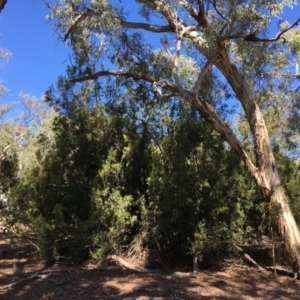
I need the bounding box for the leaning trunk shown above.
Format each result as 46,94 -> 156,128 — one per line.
214,49 -> 300,273
271,188 -> 300,274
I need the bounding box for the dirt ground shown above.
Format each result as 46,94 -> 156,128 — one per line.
1,232 -> 300,300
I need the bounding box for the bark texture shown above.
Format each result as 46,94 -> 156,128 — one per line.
215,50 -> 300,274
216,48 -> 300,273
274,188 -> 300,274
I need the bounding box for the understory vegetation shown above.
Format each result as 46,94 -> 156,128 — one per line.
1,89 -> 300,269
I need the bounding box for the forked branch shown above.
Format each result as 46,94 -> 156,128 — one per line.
180,0 -> 208,28
70,69 -> 179,94
220,17 -> 300,43
193,49 -> 221,96
63,8 -> 174,42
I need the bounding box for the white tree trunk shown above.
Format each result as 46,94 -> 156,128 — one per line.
215,49 -> 300,274
273,188 -> 300,274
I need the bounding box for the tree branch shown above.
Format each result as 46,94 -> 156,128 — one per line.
192,49 -> 220,96
219,17 -> 300,43
69,66 -> 258,189
160,22 -> 194,95
161,31 -> 186,94
173,36 -> 184,92
211,0 -> 229,24
0,264 -> 71,290
69,70 -> 180,93
108,255 -> 159,273
153,81 -> 177,100
69,62 -> 257,179
63,8 -> 174,42
210,0 -> 236,35
273,17 -> 300,42
64,9 -> 102,42
180,0 -> 208,28
188,93 -> 259,180
121,20 -> 174,33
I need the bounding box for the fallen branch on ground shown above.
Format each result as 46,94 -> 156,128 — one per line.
0,272 -> 39,290
265,266 -> 295,278
80,263 -> 119,271
0,263 -> 71,290
42,268 -> 71,274
36,273 -> 69,286
172,271 -> 197,278
108,255 -> 159,273
108,255 -> 196,278
234,245 -> 270,275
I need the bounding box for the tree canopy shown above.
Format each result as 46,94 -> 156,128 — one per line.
45,0 -> 300,167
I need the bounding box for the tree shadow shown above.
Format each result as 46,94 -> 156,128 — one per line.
0,264 -> 300,300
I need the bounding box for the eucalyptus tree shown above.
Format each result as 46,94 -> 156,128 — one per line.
47,0 -> 300,273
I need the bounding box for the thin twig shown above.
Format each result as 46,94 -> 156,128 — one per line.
0,273 -> 39,290
42,0 -> 51,10
211,0 -> 229,24
28,240 -> 40,252
161,24 -> 192,94
220,17 -> 300,43
80,265 -> 119,271
0,264 -> 71,290
193,49 -> 220,96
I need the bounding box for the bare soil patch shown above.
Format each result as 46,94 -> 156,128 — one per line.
1,232 -> 300,300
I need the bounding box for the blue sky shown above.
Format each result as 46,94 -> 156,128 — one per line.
0,1 -> 299,113
0,1 -> 69,105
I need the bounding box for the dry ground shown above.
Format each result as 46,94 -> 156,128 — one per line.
1,232 -> 300,300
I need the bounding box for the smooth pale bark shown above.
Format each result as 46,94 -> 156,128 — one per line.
0,144 -> 10,163
274,189 -> 300,273
215,49 -> 300,274
181,18 -> 300,273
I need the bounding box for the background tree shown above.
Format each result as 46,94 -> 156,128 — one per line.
9,77 -> 153,264
0,44 -> 60,200
0,47 -> 17,205
0,47 -> 12,164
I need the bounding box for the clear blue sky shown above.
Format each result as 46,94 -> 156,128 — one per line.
0,1 -> 299,112
0,0 -> 69,106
